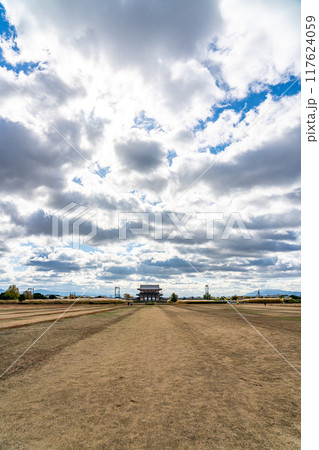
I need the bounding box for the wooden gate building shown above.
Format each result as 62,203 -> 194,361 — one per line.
137,285 -> 163,302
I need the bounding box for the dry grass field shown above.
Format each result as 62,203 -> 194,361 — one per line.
0,303 -> 300,449
0,304 -> 129,330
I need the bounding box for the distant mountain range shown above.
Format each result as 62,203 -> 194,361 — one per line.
244,289 -> 301,297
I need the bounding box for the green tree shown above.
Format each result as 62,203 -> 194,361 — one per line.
231,295 -> 238,301
5,285 -> 20,300
170,292 -> 178,302
203,293 -> 212,300
23,290 -> 33,300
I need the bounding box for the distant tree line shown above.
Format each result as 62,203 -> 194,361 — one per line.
0,285 -> 20,300
0,285 -> 57,301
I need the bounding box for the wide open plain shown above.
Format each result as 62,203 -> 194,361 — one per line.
0,303 -> 300,449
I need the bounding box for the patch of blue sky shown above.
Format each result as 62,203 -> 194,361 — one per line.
208,40 -> 219,52
133,110 -> 162,132
0,3 -> 40,74
0,3 -> 17,42
208,143 -> 230,155
0,55 -> 41,74
95,165 -> 110,178
129,190 -> 146,202
270,76 -> 300,98
74,243 -> 101,253
193,76 -> 301,133
167,149 -> 177,166
72,177 -> 83,186
198,143 -> 230,155
126,242 -> 144,253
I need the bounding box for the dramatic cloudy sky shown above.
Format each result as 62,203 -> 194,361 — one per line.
0,0 -> 300,296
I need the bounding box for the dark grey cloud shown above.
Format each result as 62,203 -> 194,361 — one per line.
84,112 -> 110,144
23,249 -> 97,273
108,266 -> 136,276
0,119 -> 83,195
249,257 -> 278,267
26,259 -> 81,272
23,0 -> 222,67
177,126 -> 300,197
211,127 -> 301,194
141,256 -> 249,274
48,191 -> 119,212
0,202 -> 55,238
245,210 -> 300,230
90,227 -> 120,245
210,237 -> 300,256
135,254 -> 300,280
115,139 -> 166,171
27,71 -> 86,106
285,187 -> 301,204
258,230 -> 299,241
0,240 -> 9,254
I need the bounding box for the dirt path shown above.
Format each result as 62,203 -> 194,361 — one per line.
0,305 -> 300,449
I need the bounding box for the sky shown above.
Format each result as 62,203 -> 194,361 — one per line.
0,0 -> 301,297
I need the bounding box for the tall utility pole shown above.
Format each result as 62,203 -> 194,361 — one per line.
204,284 -> 210,299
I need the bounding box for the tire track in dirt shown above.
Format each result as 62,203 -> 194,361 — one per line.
161,306 -> 300,449
0,306 -> 141,380
179,305 -> 301,334
0,305 -> 133,330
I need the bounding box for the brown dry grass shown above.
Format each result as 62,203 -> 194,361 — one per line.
0,304 -> 300,449
0,304 -> 130,330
